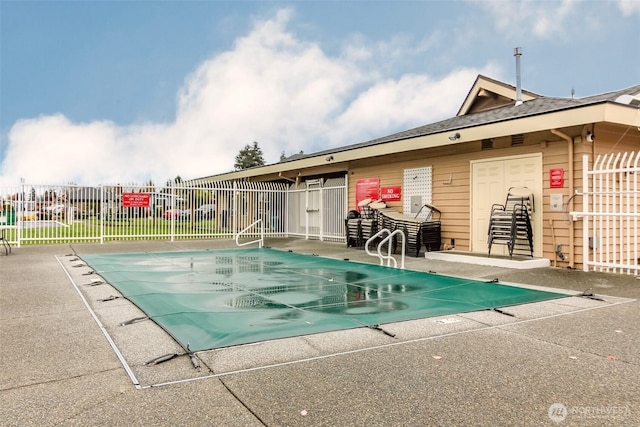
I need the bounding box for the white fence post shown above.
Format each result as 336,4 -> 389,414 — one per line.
17,178 -> 24,248
232,180 -> 237,240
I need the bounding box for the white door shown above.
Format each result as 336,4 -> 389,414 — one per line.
471,155 -> 542,256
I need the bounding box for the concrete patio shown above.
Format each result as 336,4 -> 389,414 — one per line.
1,238 -> 638,426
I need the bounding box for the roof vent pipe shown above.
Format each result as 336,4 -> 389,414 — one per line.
514,47 -> 523,106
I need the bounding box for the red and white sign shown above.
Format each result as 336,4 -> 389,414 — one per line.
550,168 -> 564,188
380,185 -> 402,201
355,178 -> 380,210
122,193 -> 151,207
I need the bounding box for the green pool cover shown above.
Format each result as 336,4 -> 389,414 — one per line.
82,248 -> 567,351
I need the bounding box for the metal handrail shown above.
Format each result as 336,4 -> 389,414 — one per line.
365,228 -> 405,269
235,219 -> 264,248
365,229 -> 389,264
379,229 -> 405,269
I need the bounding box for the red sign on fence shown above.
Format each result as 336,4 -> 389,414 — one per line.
122,193 -> 151,207
380,185 -> 402,201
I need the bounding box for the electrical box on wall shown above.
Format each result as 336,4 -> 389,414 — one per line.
550,194 -> 563,212
410,195 -> 422,213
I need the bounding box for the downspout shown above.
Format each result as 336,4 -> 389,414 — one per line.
550,129 -> 575,268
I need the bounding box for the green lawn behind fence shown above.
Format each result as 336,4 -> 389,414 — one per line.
3,217 -> 224,244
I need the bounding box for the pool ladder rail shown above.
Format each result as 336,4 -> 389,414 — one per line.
365,228 -> 405,269
235,219 -> 264,248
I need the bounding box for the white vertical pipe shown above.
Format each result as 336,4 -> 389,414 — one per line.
514,47 -> 523,106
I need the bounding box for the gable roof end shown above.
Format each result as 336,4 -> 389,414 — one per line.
457,75 -> 539,116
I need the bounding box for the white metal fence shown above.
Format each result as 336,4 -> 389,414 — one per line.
572,152 -> 639,275
0,178 -> 348,247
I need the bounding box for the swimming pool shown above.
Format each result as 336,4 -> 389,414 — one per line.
81,248 -> 567,352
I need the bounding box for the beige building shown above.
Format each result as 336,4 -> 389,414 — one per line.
199,75 -> 640,272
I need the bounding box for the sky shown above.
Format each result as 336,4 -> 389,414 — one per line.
1,0 -> 639,187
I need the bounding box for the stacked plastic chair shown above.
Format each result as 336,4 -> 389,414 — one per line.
346,200 -> 441,257
345,198 -> 379,248
487,187 -> 534,258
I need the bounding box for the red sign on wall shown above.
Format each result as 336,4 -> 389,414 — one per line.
380,185 -> 402,201
355,178 -> 380,210
550,168 -> 564,188
122,193 -> 151,207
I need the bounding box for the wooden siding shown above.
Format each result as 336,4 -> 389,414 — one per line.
349,140 -> 548,252
594,123 -> 640,155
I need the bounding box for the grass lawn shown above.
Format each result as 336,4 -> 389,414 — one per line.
4,217 -> 224,244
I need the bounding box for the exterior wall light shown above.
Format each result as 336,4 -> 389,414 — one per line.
448,132 -> 461,141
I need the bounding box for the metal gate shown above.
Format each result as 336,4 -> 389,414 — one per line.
286,176 -> 347,242
571,152 -> 639,275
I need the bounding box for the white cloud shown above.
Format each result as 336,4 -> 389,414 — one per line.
0,8 -> 484,187
330,67 -> 498,144
617,0 -> 640,15
481,0 -> 579,39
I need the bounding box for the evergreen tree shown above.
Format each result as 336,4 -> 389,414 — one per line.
234,141 -> 265,170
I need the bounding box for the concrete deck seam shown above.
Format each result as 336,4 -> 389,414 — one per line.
0,367 -> 125,393
216,376 -> 269,426
493,326 -> 640,366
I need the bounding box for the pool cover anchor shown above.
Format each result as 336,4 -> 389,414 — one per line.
120,316 -> 149,326
576,290 -> 604,301
187,344 -> 201,370
491,307 -> 515,317
143,345 -> 201,370
144,353 -> 180,366
368,324 -> 397,338
84,280 -> 104,287
98,295 -> 122,302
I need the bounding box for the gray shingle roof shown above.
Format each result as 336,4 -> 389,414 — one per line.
278,83 -> 640,163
